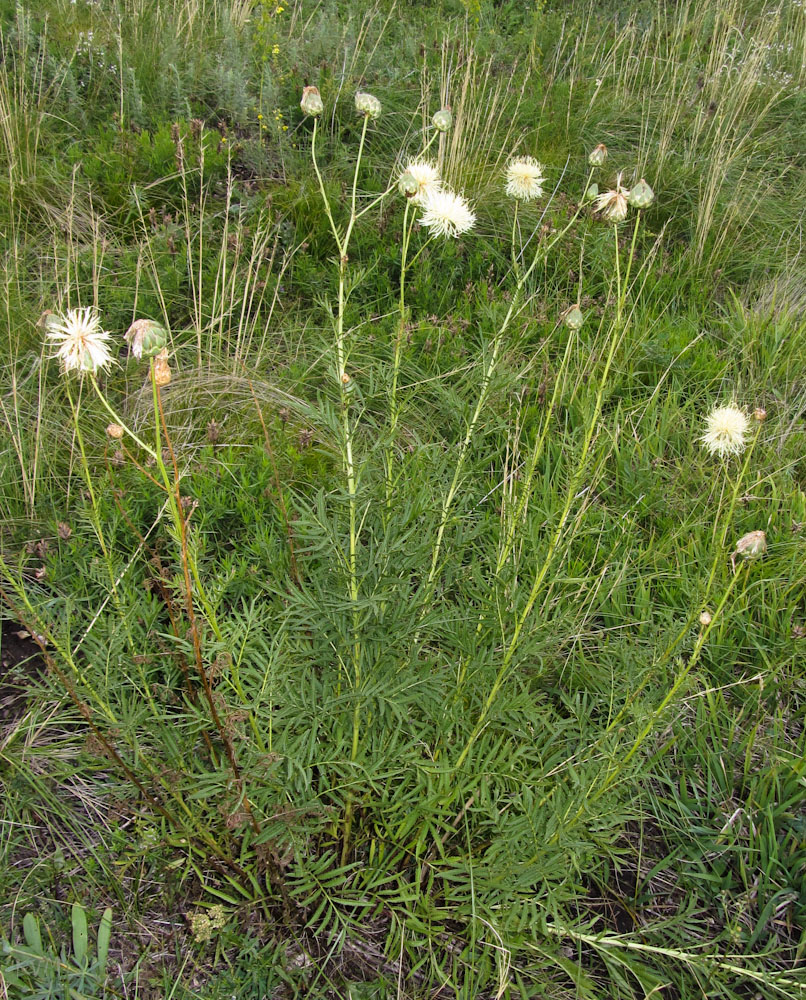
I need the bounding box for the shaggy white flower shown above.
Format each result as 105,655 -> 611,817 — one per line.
45,307 -> 113,375
700,404 -> 749,457
418,188 -> 476,238
403,159 -> 441,206
505,156 -> 545,201
594,172 -> 629,223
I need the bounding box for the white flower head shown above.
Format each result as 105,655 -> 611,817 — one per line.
505,156 -> 545,201
44,306 -> 113,375
402,159 -> 441,206
700,404 -> 749,458
594,172 -> 630,223
418,188 -> 476,239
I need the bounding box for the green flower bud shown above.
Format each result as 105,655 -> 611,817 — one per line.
300,86 -> 324,117
588,143 -> 608,167
627,178 -> 655,209
355,91 -> 381,120
432,108 -> 452,132
562,305 -> 584,331
398,172 -> 419,198
125,319 -> 168,360
584,182 -> 599,203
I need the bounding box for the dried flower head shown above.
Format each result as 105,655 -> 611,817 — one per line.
594,173 -> 629,223
125,319 -> 168,360
700,404 -> 749,458
698,610 -> 712,627
152,348 -> 171,387
106,423 -> 124,439
752,407 -> 767,422
300,86 -> 323,117
505,156 -> 545,202
401,159 -> 441,205
731,530 -> 767,572
588,144 -> 608,167
419,188 -> 476,239
355,91 -> 381,120
44,307 -> 113,375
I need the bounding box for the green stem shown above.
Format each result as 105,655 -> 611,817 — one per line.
453,214 -> 641,773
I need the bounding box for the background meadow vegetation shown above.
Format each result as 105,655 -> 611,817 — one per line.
0,0 -> 805,996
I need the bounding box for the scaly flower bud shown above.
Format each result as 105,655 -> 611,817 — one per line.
125,319 -> 168,360
398,172 -> 419,198
588,144 -> 608,167
432,108 -> 452,132
561,305 -> 584,331
355,91 -> 381,120
106,423 -> 124,439
627,178 -> 655,209
300,86 -> 324,117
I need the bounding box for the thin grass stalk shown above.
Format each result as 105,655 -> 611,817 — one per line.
453,215 -> 643,774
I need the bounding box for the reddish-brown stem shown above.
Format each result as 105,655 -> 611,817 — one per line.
154,384 -> 260,836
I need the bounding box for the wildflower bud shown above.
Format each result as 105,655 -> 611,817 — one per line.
153,349 -> 171,387
355,91 -> 381,120
341,371 -> 352,386
300,86 -> 323,117
733,530 -> 767,561
584,183 -> 599,203
699,610 -> 712,627
562,305 -> 584,331
106,423 -> 124,439
37,310 -> 61,333
125,319 -> 168,360
432,108 -> 452,132
752,407 -> 767,422
398,171 -> 419,198
588,144 -> 608,167
627,179 -> 655,209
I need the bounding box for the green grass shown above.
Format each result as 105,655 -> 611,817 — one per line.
1,0 -> 805,997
